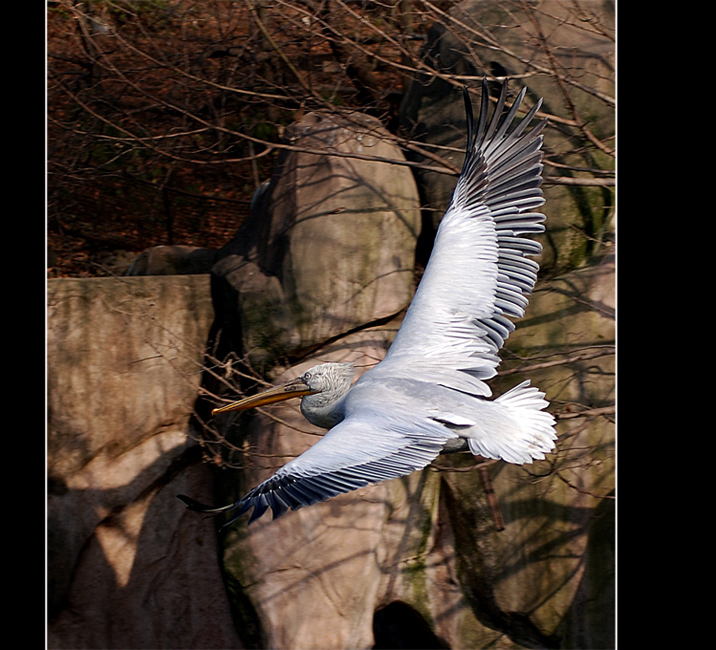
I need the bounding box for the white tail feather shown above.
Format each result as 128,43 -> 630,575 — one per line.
467,380 -> 557,464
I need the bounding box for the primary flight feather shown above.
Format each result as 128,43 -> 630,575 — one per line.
178,79 -> 556,527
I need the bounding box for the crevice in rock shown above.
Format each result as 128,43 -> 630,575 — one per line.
372,600 -> 450,650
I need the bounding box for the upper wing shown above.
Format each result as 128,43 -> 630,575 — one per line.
180,390 -> 454,526
373,79 -> 547,397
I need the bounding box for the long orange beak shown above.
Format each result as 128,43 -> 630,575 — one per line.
211,377 -> 317,416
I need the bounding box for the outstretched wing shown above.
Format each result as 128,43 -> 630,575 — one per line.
179,395 -> 453,527
373,79 -> 547,397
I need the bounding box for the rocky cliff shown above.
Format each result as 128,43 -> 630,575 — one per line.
47,3 -> 614,645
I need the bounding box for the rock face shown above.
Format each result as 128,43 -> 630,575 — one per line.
46,9 -> 614,644
45,261 -> 614,649
47,276 -> 242,649
400,0 -> 615,272
126,245 -> 219,276
209,110 -> 422,372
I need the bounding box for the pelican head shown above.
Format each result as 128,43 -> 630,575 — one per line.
212,362 -> 355,429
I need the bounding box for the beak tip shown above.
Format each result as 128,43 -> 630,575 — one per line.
211,404 -> 232,416
211,380 -> 313,416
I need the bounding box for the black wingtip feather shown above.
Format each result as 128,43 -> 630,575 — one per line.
482,80 -> 508,146
462,85 -> 474,171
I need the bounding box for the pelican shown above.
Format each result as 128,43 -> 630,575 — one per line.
178,79 -> 556,527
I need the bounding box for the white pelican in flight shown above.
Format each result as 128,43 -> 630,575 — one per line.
179,79 -> 556,527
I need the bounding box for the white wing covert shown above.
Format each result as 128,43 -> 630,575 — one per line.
374,79 -> 547,397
